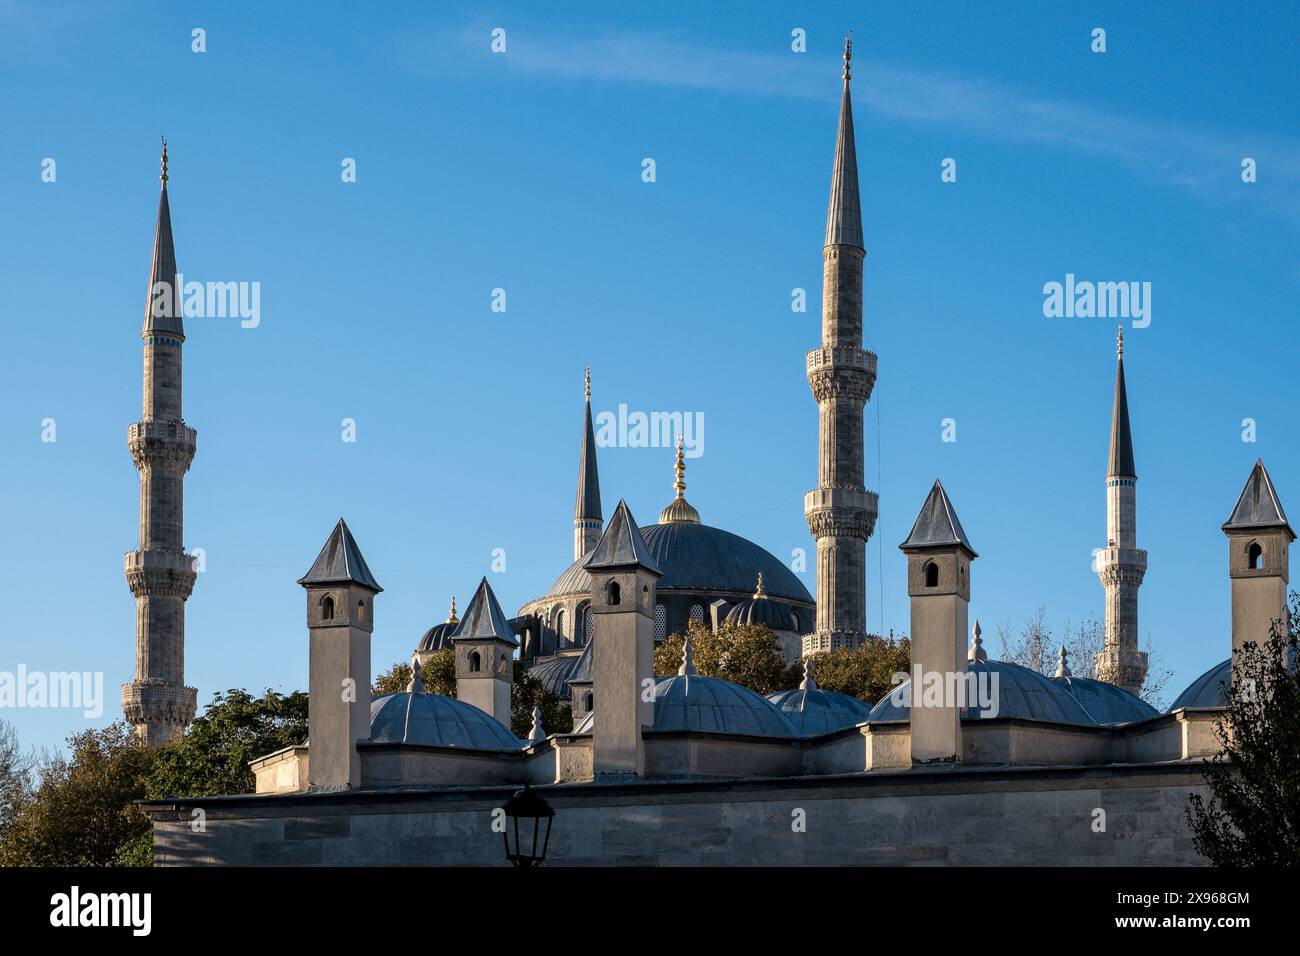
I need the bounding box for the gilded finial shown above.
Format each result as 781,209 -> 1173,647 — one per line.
448,596 -> 458,624
673,434 -> 687,500
659,435 -> 701,524
843,31 -> 853,82
1116,324 -> 1124,359
753,572 -> 766,599
584,365 -> 591,401
160,136 -> 169,185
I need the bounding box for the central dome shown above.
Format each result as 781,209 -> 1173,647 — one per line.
541,521 -> 814,604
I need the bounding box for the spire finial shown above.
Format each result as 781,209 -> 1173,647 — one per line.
843,31 -> 853,83
753,572 -> 766,599
968,620 -> 987,662
447,596 -> 459,624
1055,644 -> 1072,678
673,434 -> 687,500
584,365 -> 591,401
528,705 -> 546,743
1117,324 -> 1124,359
678,632 -> 697,676
407,654 -> 426,693
160,136 -> 169,185
800,656 -> 818,691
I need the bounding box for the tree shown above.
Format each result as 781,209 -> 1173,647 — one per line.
1187,596 -> 1300,866
0,719 -> 32,843
373,650 -> 456,697
654,621 -> 803,694
805,634 -> 912,706
998,607 -> 1173,708
0,722 -> 156,868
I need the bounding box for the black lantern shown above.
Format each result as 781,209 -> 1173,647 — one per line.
502,784 -> 554,868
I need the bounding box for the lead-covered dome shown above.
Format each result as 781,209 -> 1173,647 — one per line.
1053,675 -> 1158,724
1169,658 -> 1230,711
417,597 -> 461,654
541,522 -> 813,604
368,692 -> 520,750
767,657 -> 873,735
867,659 -> 1096,725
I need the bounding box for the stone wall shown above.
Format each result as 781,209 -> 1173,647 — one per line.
145,762 -> 1210,866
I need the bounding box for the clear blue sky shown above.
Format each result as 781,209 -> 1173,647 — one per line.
2,1 -> 1297,754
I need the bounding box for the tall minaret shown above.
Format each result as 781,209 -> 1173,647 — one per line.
803,35 -> 878,656
574,365 -> 603,560
1095,327 -> 1148,695
122,139 -> 199,745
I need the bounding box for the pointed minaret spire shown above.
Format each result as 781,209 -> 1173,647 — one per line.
805,36 -> 876,656
123,141 -> 199,745
1096,329 -> 1147,696
573,366 -> 603,560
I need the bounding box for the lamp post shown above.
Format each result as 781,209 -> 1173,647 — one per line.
502,784 -> 554,867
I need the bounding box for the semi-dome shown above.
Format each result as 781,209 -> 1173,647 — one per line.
724,573 -> 799,631
541,521 -> 813,604
767,659 -> 872,736
368,691 -> 521,750
1169,658 -> 1230,711
868,659 -> 1096,726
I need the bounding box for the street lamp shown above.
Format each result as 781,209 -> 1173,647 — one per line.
502,784 -> 554,868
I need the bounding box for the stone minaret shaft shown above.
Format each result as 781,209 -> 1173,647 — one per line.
122,140 -> 198,745
574,366 -> 603,560
1095,328 -> 1147,695
803,37 -> 878,655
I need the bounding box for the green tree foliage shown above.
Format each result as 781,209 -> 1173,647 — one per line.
373,650 -> 456,697
1187,596 -> 1300,866
654,621 -> 802,694
804,634 -> 912,706
0,719 -> 32,843
512,661 -> 573,737
0,722 -> 155,867
144,689 -> 308,800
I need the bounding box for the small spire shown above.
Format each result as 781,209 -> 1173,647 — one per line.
659,437 -> 701,524
674,435 -> 687,499
584,365 -> 591,401
407,654 -> 426,693
528,705 -> 546,743
968,620 -> 987,662
679,632 -> 698,676
447,596 -> 458,624
753,571 -> 766,600
800,656 -> 818,691
160,136 -> 169,185
1055,644 -> 1072,678
1116,324 -> 1124,360
843,31 -> 853,83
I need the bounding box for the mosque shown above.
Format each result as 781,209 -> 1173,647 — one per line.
132,40 -> 1292,866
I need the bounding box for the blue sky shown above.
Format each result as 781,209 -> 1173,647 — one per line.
2,1 -> 1297,753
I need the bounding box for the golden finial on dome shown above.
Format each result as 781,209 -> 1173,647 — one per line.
1116,324 -> 1124,359
753,572 -> 766,600
160,136 -> 169,184
447,596 -> 459,624
584,365 -> 591,401
659,436 -> 701,524
673,434 -> 687,500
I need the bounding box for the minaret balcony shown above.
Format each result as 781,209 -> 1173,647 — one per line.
804,488 -> 879,539
807,347 -> 877,403
128,420 -> 197,469
125,549 -> 198,598
806,345 -> 877,377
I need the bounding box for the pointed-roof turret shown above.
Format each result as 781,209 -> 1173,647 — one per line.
824,34 -> 864,251
585,499 -> 662,574
143,137 -> 185,339
452,577 -> 519,646
900,480 -> 977,556
297,518 -> 383,592
1108,327 -> 1136,478
1223,459 -> 1295,538
575,366 -> 602,523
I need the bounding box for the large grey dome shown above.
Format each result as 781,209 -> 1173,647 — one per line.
1053,675 -> 1158,725
571,672 -> 798,738
368,692 -> 520,750
867,659 -> 1095,725
767,687 -> 873,736
1169,658 -> 1230,711
542,522 -> 814,604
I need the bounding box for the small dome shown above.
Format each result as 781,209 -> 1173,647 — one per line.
417,621 -> 458,654
527,652 -> 583,700
767,687 -> 872,735
725,596 -> 797,632
868,659 -> 1095,725
1169,658 -> 1230,711
368,692 -> 520,750
569,671 -> 797,739
1053,675 -> 1158,725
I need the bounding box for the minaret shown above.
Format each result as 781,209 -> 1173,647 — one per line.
122,139 -> 199,745
1095,327 -> 1148,696
803,35 -> 878,655
574,366 -> 603,560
